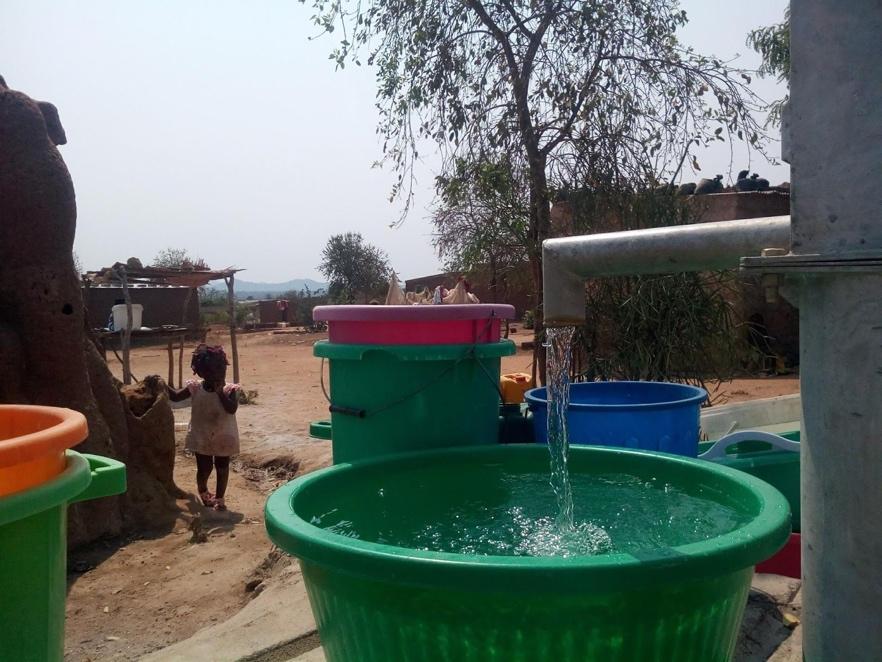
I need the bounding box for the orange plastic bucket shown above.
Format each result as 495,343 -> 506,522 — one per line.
0,405 -> 88,497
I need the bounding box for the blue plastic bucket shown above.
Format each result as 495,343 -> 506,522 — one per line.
525,381 -> 707,456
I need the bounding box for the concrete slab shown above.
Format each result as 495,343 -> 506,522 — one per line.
142,564 -> 317,662
751,573 -> 802,605
734,575 -> 802,661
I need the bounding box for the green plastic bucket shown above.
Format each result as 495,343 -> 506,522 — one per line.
266,445 -> 790,661
700,430 -> 801,532
0,451 -> 127,662
315,341 -> 515,463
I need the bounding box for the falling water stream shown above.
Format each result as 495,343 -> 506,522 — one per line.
544,326 -> 578,529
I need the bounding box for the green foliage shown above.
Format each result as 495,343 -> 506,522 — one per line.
570,190 -> 745,389
72,251 -> 83,276
280,286 -> 331,327
522,309 -> 535,330
318,233 -> 390,304
747,7 -> 790,127
305,0 -> 767,217
199,289 -> 228,307
432,156 -> 530,281
200,301 -> 252,327
151,248 -> 210,270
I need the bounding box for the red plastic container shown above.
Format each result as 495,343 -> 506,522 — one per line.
756,533 -> 800,578
313,304 -> 516,345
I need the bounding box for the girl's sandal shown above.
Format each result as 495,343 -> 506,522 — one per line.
213,498 -> 227,512
199,491 -> 216,507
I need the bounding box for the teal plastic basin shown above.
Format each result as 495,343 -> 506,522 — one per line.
266,445 -> 790,662
315,341 -> 515,463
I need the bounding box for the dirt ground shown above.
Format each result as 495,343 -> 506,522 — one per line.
65,327 -> 799,660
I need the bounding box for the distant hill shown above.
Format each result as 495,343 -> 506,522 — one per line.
208,278 -> 328,297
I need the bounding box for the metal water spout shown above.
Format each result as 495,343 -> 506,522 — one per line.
541,1 -> 882,655
542,215 -> 791,326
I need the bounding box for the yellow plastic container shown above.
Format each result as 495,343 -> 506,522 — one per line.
501,372 -> 533,404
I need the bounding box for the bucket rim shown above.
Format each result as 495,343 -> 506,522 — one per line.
0,451 -> 91,527
313,339 -> 516,361
0,405 -> 88,469
525,381 -> 708,412
314,304 -> 516,322
265,445 -> 790,594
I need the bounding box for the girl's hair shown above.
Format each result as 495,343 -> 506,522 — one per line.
191,344 -> 228,376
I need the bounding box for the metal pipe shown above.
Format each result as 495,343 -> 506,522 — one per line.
542,215 -> 791,325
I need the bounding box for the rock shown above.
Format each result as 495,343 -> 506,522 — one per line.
0,78 -> 180,548
189,514 -> 208,544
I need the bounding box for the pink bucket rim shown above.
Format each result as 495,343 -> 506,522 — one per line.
313,304 -> 516,322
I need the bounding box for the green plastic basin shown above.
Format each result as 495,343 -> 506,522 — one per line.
315,341 -> 515,463
266,445 -> 790,662
0,451 -> 127,662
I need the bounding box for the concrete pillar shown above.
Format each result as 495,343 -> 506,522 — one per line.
788,1 -> 882,253
798,274 -> 882,659
789,1 -> 882,658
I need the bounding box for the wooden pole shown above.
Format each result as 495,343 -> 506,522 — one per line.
117,266 -> 133,385
182,287 -> 194,327
176,287 -> 196,389
167,338 -> 174,388
226,274 -> 240,383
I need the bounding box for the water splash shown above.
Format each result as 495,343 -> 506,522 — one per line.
317,472 -> 746,558
545,326 -> 576,530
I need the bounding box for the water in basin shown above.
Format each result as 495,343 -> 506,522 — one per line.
313,467 -> 749,558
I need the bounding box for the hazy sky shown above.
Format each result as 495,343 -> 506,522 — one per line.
2,1 -> 789,282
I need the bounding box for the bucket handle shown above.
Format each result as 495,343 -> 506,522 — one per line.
71,454 -> 127,504
700,430 -> 800,460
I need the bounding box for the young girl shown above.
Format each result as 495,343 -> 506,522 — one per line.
168,344 -> 240,511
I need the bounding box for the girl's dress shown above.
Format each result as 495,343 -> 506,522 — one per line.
184,379 -> 240,457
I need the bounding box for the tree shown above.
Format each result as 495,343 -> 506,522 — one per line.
432,156 -> 530,300
282,285 -> 331,328
151,247 -> 210,270
318,232 -> 390,303
747,7 -> 790,127
306,0 -> 767,379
